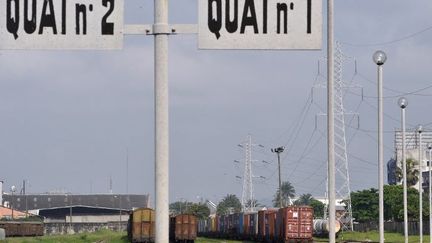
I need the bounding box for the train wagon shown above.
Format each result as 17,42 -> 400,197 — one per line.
169,214 -> 197,243
277,206 -> 313,243
0,222 -> 44,237
258,208 -> 278,242
128,208 -> 155,243
313,219 -> 341,237
277,206 -> 314,243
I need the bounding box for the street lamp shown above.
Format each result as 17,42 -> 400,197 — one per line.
428,142 -> 432,243
418,125 -> 424,243
10,186 -> 16,220
373,50 -> 386,243
398,97 -> 408,243
271,146 -> 285,208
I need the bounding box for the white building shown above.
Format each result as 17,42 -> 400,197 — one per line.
390,130 -> 432,191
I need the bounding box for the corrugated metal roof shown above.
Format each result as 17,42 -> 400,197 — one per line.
0,206 -> 29,219
2,194 -> 149,211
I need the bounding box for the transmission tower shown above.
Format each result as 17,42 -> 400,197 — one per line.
238,135 -> 259,212
315,42 -> 355,230
332,42 -> 354,231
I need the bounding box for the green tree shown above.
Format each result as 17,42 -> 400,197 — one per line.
272,181 -> 295,207
293,193 -> 324,218
294,194 -> 314,206
348,188 -> 379,223
395,158 -> 419,187
310,199 -> 325,218
169,201 -> 194,215
187,203 -> 211,219
347,185 -> 429,222
383,184 -> 427,221
245,199 -> 262,208
217,194 -> 242,215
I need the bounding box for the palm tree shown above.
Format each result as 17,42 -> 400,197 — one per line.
294,193 -> 314,206
395,158 -> 419,187
273,181 -> 295,207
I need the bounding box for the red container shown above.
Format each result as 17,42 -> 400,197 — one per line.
277,206 -> 313,241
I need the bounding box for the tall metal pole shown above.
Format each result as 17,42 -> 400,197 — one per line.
418,126 -> 423,243
327,0 -> 336,242
428,143 -> 432,243
277,152 -> 282,208
378,63 -> 384,243
154,0 -> 170,242
373,50 -> 386,243
271,146 -> 285,208
398,97 -> 408,243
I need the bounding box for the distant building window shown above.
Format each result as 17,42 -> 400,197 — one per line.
48,198 -> 51,202
34,203 -> 37,208
33,198 -> 37,202
64,197 -> 68,202
17,198 -> 20,202
17,204 -> 20,208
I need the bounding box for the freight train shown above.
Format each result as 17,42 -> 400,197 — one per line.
0,221 -> 44,237
198,206 -> 314,243
127,208 -> 197,243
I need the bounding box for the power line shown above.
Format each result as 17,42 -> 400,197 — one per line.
340,25 -> 432,47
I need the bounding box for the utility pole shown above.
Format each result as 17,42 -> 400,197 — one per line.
327,0 -> 336,241
418,126 -> 423,243
373,50 -> 387,243
271,146 -> 285,208
154,0 -> 170,241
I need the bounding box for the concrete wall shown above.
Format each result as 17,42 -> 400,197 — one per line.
44,222 -> 127,235
64,215 -> 128,223
0,181 -> 3,207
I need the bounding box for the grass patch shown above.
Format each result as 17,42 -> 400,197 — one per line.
314,231 -> 431,242
0,229 -> 127,243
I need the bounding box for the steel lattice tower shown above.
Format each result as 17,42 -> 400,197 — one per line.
240,135 -> 255,212
332,42 -> 353,230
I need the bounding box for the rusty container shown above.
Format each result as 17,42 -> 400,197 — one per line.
131,208 -> 155,243
172,214 -> 197,241
277,206 -> 313,242
258,209 -> 278,242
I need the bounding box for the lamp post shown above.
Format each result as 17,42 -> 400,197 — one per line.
10,186 -> 16,220
271,146 -> 285,208
428,143 -> 432,243
398,97 -> 408,243
418,125 -> 423,243
373,50 -> 387,243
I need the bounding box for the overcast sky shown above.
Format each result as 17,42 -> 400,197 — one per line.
1,0 -> 432,207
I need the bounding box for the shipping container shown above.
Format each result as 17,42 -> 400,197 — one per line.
244,212 -> 258,239
258,209 -> 278,242
277,206 -> 313,242
128,208 -> 155,243
170,214 -> 197,242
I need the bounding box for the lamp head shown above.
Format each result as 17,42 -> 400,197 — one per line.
418,125 -> 423,133
398,97 -> 408,109
373,50 -> 387,66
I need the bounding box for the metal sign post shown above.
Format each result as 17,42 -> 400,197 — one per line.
327,0 -> 336,242
154,0 -> 170,242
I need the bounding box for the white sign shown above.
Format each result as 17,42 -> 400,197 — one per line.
199,0 -> 322,49
0,0 -> 124,50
